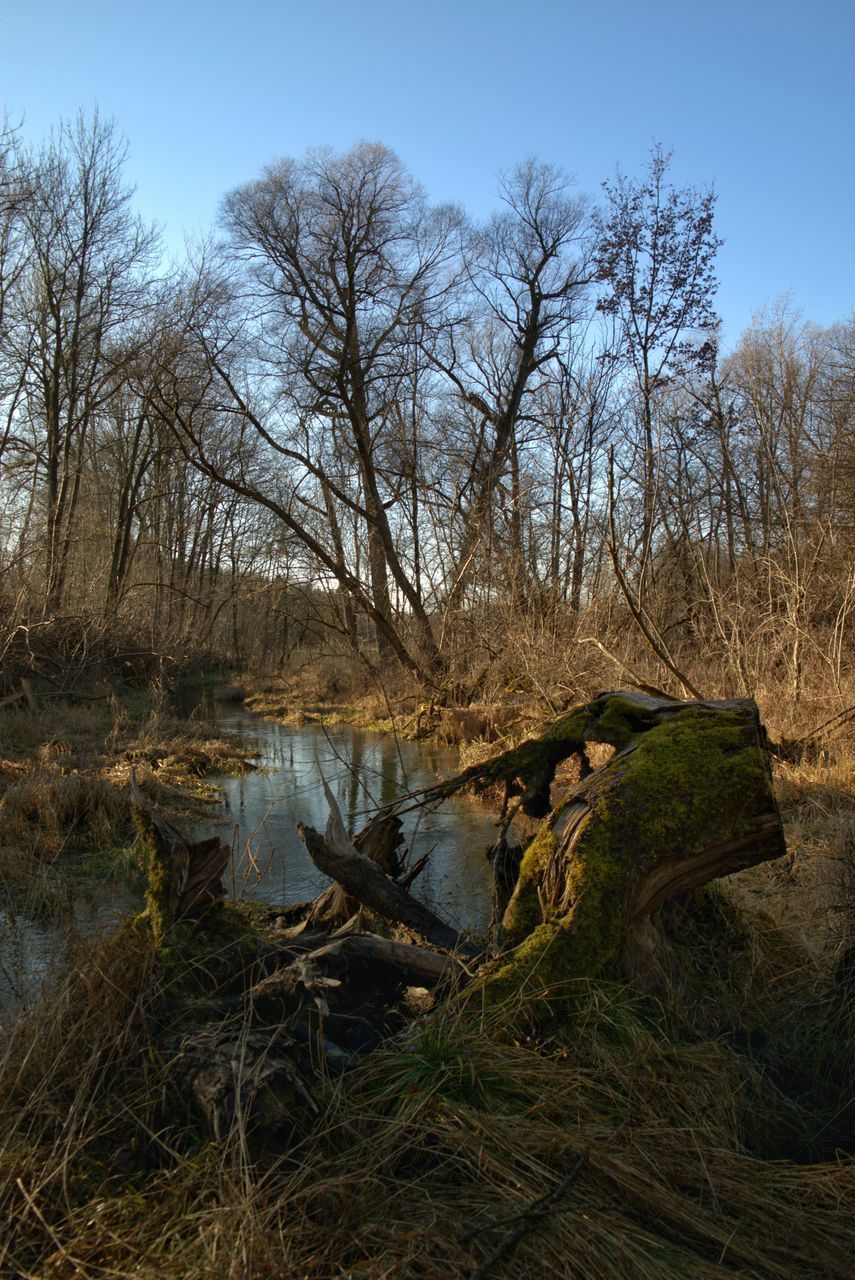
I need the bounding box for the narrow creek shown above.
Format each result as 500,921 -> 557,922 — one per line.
195,706 -> 498,931
1,703 -> 500,1019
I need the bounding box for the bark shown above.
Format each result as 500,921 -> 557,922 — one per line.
297,820 -> 480,959
171,1022 -> 320,1146
451,692 -> 787,998
130,773 -> 230,941
306,810 -> 406,927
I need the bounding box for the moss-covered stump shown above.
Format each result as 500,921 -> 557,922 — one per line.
464,693 -> 786,1003
130,773 -> 230,944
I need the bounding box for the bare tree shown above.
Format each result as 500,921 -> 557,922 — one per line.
433,159 -> 593,613
12,112 -> 159,611
595,145 -> 721,584
179,143 -> 463,685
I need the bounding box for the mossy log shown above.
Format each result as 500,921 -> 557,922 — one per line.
462,693 -> 786,999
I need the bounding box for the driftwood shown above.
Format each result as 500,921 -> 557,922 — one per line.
135,783 -> 472,1142
171,1022 -> 320,1145
297,820 -> 480,959
139,691 -> 787,1143
305,809 -> 406,926
169,917 -> 468,1142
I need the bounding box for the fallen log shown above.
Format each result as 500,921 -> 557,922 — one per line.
303,932 -> 467,985
131,775 -> 474,1144
251,930 -> 466,1056
297,819 -> 480,959
306,809 -> 406,927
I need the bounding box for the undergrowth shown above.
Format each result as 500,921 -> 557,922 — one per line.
0,689 -> 255,915
0,846 -> 853,1279
0,674 -> 853,1277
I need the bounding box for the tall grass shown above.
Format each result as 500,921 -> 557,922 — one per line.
0,862 -> 853,1278
0,679 -> 853,1276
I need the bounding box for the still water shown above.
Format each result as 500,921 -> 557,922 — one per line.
0,708 -> 499,1018
204,709 -> 498,933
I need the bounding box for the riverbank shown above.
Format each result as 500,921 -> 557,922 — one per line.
1,674 -> 853,1277
1,783 -> 853,1279
0,684 -> 256,914
240,667 -> 542,760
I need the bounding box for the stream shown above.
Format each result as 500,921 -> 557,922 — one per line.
204,708 -> 497,930
0,704 -> 500,1019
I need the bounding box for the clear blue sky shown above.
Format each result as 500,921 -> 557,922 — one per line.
3,0 -> 853,348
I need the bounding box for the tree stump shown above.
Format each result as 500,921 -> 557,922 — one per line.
130,773 -> 231,943
468,693 -> 786,999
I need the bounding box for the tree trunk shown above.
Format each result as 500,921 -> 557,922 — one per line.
457,693 -> 786,1000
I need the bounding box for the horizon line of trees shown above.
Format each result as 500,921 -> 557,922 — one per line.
0,111 -> 852,708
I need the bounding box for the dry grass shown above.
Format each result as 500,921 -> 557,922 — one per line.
1,739 -> 854,1280
240,653 -> 423,733
0,669 -> 853,1277
0,693 -> 255,856
0,927 -> 852,1280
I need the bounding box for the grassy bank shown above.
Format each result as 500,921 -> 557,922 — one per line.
0,876 -> 852,1278
0,685 -> 256,922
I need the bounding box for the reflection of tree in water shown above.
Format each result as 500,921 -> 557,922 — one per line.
205,715 -> 496,931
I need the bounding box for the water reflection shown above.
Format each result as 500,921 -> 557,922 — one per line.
0,708 -> 499,1022
209,711 -> 498,932
0,875 -> 140,1022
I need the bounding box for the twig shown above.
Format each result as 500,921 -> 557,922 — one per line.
461,1150 -> 588,1278
606,447 -> 704,701
790,701 -> 855,747
577,637 -> 675,700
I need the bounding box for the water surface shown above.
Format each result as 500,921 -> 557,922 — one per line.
205,710 -> 498,933
1,707 -> 499,1019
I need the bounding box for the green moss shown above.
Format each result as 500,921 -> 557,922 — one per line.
586,708 -> 771,873
439,696 -> 692,819
152,903 -> 266,1034
481,703 -> 777,1013
502,825 -> 558,943
158,901 -> 259,972
585,693 -> 651,750
488,841 -> 629,1010
480,920 -> 584,1008
540,706 -> 589,745
132,807 -> 173,947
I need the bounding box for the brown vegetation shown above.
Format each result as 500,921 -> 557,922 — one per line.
0,688 -> 255,929
1,693 -> 853,1277
0,110 -> 853,1278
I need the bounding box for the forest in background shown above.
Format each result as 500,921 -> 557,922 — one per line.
1,111 -> 853,728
